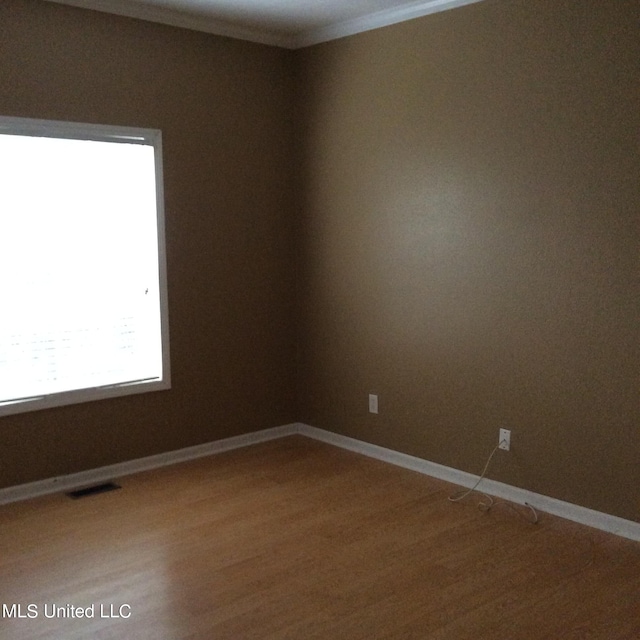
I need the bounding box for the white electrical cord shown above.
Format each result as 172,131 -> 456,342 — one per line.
448,442 -> 539,524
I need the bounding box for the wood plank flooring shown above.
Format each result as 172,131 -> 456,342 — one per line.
1,435 -> 639,639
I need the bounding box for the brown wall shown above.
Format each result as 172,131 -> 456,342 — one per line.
296,0 -> 639,521
1,0 -> 638,524
0,0 -> 298,486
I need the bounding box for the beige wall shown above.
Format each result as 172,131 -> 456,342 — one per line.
296,0 -> 639,521
0,0 -> 298,486
1,0 -> 638,523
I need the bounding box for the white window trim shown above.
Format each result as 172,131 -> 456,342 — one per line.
0,116 -> 171,416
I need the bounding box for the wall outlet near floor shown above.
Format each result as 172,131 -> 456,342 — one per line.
499,428 -> 511,451
368,394 -> 379,414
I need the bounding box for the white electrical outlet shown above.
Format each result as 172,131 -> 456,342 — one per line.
499,428 -> 511,451
368,394 -> 378,414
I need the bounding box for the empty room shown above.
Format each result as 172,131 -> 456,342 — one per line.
1,0 -> 638,638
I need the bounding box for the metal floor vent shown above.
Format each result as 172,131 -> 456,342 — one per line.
66,482 -> 121,499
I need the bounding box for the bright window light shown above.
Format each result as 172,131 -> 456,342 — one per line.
0,117 -> 170,416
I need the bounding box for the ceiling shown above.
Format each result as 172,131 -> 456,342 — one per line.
45,0 -> 484,48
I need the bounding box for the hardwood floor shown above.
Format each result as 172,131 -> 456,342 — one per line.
1,435 -> 639,639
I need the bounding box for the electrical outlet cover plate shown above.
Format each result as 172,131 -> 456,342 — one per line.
499,428 -> 511,451
368,394 -> 378,414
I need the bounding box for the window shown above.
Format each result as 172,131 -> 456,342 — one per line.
0,116 -> 170,416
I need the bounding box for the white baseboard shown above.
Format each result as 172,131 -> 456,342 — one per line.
0,423 -> 298,506
2,421 -> 638,543
297,424 -> 640,542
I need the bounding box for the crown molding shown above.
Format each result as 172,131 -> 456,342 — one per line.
44,0 -> 485,49
43,0 -> 298,49
293,0 -> 485,48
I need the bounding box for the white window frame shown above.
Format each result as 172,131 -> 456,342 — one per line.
0,116 -> 171,417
